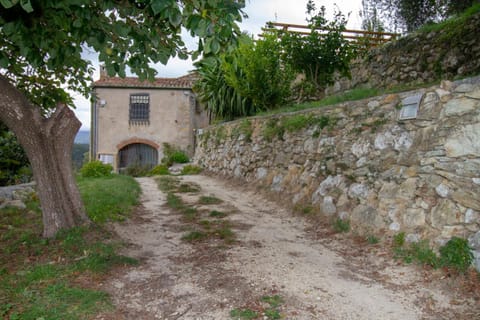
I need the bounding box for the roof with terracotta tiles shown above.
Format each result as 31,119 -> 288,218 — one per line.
93,73 -> 197,89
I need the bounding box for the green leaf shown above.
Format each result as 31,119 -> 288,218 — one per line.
105,63 -> 116,76
203,38 -> 212,54
113,23 -> 130,37
72,19 -> 82,28
0,0 -> 18,9
150,0 -> 170,16
2,21 -> 16,36
158,52 -> 169,65
168,8 -> 182,27
209,38 -> 220,54
19,0 -> 33,12
0,54 -> 9,68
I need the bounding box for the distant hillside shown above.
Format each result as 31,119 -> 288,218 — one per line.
75,131 -> 90,144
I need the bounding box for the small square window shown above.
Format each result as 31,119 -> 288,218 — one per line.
130,94 -> 150,124
398,93 -> 423,120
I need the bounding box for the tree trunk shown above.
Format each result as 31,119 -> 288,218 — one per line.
0,75 -> 90,238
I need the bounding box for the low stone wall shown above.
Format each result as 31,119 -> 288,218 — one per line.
194,76 -> 480,269
0,182 -> 36,209
327,12 -> 480,95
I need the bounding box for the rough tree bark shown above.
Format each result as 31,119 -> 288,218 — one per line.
0,75 -> 90,238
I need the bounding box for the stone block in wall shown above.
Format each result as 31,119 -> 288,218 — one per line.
444,123 -> 480,157
351,205 -> 385,232
443,98 -> 478,117
451,188 -> 480,212
403,208 -> 426,228
431,199 -> 463,229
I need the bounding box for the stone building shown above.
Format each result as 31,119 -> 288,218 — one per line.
90,68 -> 208,172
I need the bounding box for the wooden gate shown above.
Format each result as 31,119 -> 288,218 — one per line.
118,143 -> 158,170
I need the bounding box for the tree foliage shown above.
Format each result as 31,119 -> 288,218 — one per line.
0,0 -> 245,108
360,0 -> 386,32
362,0 -> 479,32
279,2 -> 354,100
194,1 -> 355,120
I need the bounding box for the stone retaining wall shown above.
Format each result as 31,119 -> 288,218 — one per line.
327,12 -> 480,95
194,76 -> 480,270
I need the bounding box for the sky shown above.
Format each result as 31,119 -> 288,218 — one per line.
74,0 -> 363,130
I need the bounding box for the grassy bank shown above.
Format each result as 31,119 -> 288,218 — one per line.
0,175 -> 140,319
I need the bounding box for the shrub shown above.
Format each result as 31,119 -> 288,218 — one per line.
439,237 -> 473,273
80,161 -> 112,178
170,151 -> 189,164
148,165 -> 170,176
161,143 -> 189,166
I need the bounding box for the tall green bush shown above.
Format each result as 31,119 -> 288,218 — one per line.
161,143 -> 189,166
80,161 -> 113,178
223,34 -> 294,112
278,2 -> 355,100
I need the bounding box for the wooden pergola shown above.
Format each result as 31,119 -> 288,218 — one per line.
261,22 -> 399,49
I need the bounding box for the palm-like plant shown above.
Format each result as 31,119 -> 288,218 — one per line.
193,57 -> 252,121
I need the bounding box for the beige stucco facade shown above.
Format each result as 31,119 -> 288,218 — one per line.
91,74 -> 208,171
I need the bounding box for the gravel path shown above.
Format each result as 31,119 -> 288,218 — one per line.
95,175 -> 479,320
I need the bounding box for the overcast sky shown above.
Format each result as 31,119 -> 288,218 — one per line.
75,0 -> 363,130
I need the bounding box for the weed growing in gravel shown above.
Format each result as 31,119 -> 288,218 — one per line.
439,237 -> 473,273
198,195 -> 223,205
262,295 -> 283,308
393,232 -> 406,247
333,218 -> 350,233
293,204 -> 316,215
392,234 -> 473,272
177,182 -> 201,193
366,235 -> 379,244
394,239 -> 438,267
155,176 -> 180,192
261,295 -> 284,319
166,193 -> 185,210
180,165 -> 203,175
182,230 -> 208,242
209,210 -> 228,218
230,308 -> 258,319
182,207 -> 198,221
215,224 -> 236,243
230,295 -> 284,320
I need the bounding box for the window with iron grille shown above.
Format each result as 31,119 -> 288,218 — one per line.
129,94 -> 150,124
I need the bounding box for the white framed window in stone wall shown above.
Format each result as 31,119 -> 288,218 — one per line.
98,154 -> 114,166
398,93 -> 423,120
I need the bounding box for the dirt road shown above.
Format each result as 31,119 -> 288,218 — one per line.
95,175 -> 479,319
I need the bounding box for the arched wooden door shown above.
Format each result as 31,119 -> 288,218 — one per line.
118,143 -> 158,170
